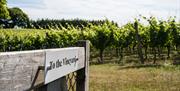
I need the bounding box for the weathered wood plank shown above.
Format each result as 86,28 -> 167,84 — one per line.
0,50 -> 45,91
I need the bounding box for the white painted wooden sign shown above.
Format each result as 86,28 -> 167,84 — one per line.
44,47 -> 85,84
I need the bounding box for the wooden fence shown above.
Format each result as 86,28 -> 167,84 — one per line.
0,40 -> 89,91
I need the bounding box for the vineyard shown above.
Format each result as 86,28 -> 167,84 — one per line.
1,0 -> 180,90
0,17 -> 180,64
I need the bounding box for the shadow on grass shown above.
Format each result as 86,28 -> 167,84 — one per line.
90,58 -> 121,65
118,64 -> 163,70
90,61 -> 115,65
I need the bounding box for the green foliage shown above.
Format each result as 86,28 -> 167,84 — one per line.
148,17 -> 159,47
87,21 -> 113,51
0,17 -> 179,64
0,28 -> 81,51
85,20 -> 117,63
0,0 -> 10,19
168,19 -> 180,48
8,7 -> 29,28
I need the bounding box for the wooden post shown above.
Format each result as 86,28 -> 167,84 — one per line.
76,40 -> 90,91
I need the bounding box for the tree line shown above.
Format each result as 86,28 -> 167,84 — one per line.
0,0 -> 118,29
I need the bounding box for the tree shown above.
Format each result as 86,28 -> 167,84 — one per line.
0,0 -> 10,28
8,7 -> 29,28
0,0 -> 10,19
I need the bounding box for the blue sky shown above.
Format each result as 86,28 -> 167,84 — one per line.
7,0 -> 180,25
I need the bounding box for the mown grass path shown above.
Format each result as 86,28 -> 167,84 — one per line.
90,64 -> 180,91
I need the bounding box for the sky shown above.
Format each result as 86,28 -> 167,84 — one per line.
7,0 -> 180,25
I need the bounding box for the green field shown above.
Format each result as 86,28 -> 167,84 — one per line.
89,64 -> 180,91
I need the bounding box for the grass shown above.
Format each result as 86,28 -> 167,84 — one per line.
89,64 -> 180,91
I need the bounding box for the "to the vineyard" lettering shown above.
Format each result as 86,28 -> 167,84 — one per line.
48,56 -> 78,71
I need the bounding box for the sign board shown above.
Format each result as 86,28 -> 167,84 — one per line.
44,47 -> 85,84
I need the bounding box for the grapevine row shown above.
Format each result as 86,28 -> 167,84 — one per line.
0,17 -> 179,64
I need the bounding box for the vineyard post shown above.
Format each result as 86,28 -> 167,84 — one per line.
76,40 -> 90,91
